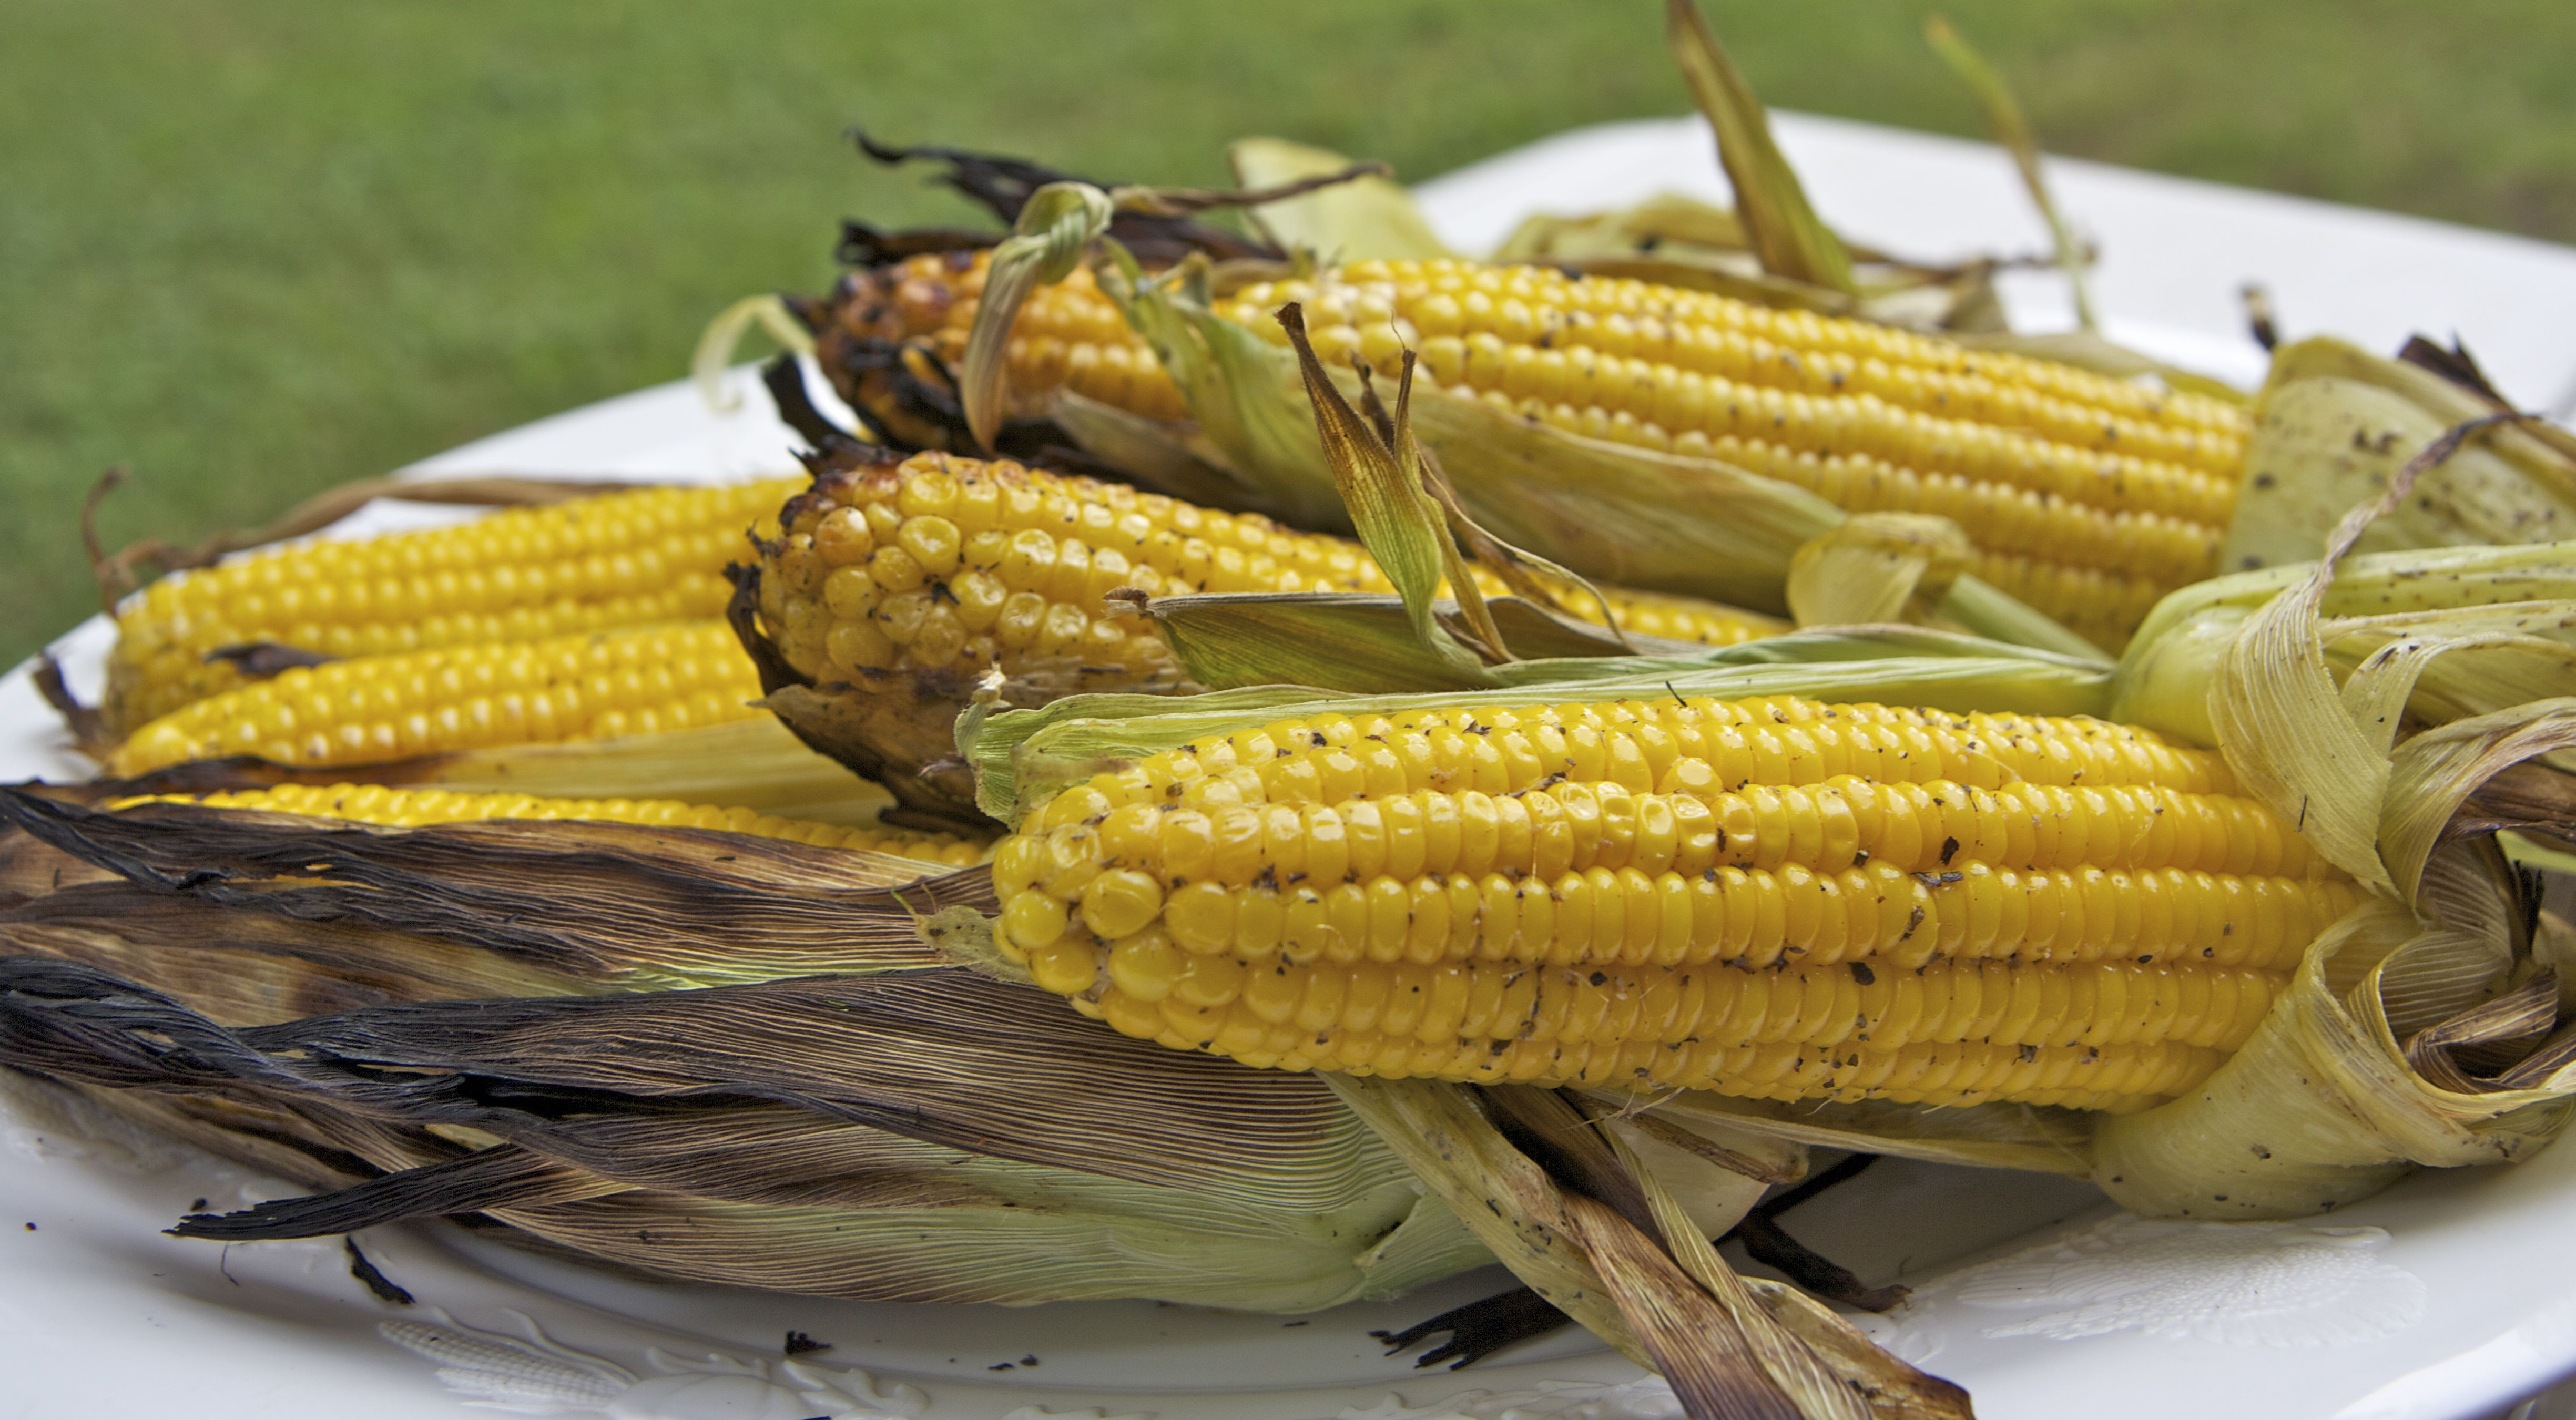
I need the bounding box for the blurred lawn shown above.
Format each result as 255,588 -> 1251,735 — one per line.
6,1 -> 2574,666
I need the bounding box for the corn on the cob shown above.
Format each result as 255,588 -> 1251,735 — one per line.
990,693 -> 2357,1113
761,452 -> 1779,687
107,622 -> 762,775
115,782 -> 986,870
105,478 -> 800,735
834,252 -> 2250,647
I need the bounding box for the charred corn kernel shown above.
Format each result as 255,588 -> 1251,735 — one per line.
113,782 -> 986,870
107,621 -> 761,774
763,452 -> 1779,686
104,479 -> 800,735
1000,693 -> 2353,1112
832,252 -> 2252,648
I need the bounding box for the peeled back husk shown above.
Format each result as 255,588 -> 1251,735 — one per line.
2224,338 -> 2576,573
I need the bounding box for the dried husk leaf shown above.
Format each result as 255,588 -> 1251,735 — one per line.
0,789 -> 966,988
692,294 -> 816,413
1922,16 -> 2095,331
1227,137 -> 1453,263
1276,304 -> 1494,677
959,181 -> 1114,451
2225,338 -> 2576,573
1143,592 -> 1650,695
1638,1092 -> 2096,1179
0,957 -> 1482,1310
1605,1123 -> 1966,1420
1491,192 -> 2006,335
2093,846 -> 2576,1219
1664,0 -> 1857,294
2203,418 -> 2538,892
967,643 -> 2116,827
0,792 -> 1503,1312
1331,1077 -> 1830,1418
1787,513 -> 1975,628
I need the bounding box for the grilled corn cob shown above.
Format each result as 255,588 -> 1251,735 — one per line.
107,621 -> 761,775
830,252 -> 2248,647
990,693 -> 2357,1113
105,478 -> 800,735
760,452 -> 1779,686
116,782 -> 985,870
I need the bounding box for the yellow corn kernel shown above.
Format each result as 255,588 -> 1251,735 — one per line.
837,250 -> 2252,648
107,621 -> 761,774
763,452 -> 1781,688
104,478 -> 800,735
995,693 -> 2352,1113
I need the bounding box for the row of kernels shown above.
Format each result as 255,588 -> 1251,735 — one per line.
117,583 -> 734,730
1805,777 -> 2323,877
1968,554 -> 2175,651
1090,704 -> 2180,813
1251,284 -> 2243,481
1400,333 -> 2238,528
108,625 -> 760,773
1152,710 -> 2231,806
1178,954 -> 2287,1053
135,482 -> 789,623
1099,974 -> 2221,1107
1290,261 -> 2249,450
1085,954 -> 2267,1075
1736,440 -> 2221,584
1027,850 -> 2340,974
1591,589 -> 1782,646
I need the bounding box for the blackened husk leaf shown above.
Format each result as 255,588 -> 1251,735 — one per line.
0,788 -> 973,986
849,131 -> 1279,265
0,955 -> 1390,1213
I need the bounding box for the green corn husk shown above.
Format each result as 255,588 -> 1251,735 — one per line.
0,789 -> 1493,1311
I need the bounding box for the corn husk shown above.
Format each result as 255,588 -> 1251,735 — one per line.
86,716 -> 908,828
1921,16 -> 2096,332
2224,338 -> 2576,573
1329,1076 -> 1968,1419
0,790 -> 1491,1310
1663,0 -> 1855,296
1228,136 -> 1453,264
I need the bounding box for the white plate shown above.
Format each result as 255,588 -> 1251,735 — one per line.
9,116 -> 2576,1420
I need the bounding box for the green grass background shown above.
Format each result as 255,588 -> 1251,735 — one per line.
7,1 -> 2573,667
